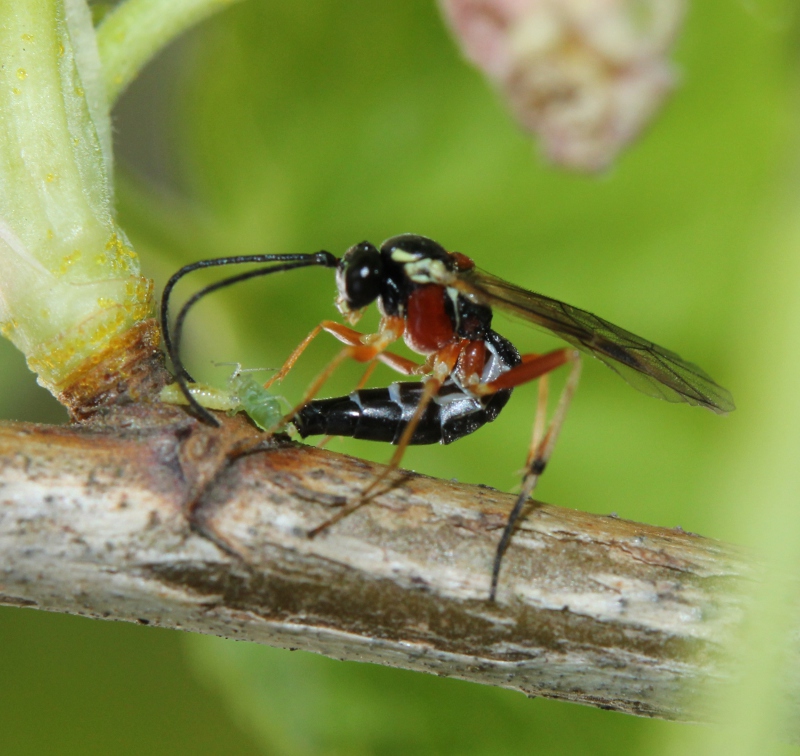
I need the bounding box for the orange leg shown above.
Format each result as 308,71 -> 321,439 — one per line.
489,350 -> 582,602
266,316 -> 421,431
314,357 -> 420,449
379,341 -> 463,477
453,340 -> 487,390
307,341 -> 465,538
354,360 -> 379,391
529,373 -> 549,464
280,346 -> 353,429
265,317 -> 412,389
264,322 -> 327,389
474,348 -> 572,395
377,350 -> 425,376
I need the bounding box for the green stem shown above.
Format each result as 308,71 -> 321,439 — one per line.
0,0 -> 243,399
96,0 -> 245,105
0,0 -> 151,394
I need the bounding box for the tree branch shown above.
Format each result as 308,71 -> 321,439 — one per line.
0,405 -> 751,722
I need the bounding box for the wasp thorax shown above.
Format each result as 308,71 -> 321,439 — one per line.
336,241 -> 383,314
381,234 -> 449,264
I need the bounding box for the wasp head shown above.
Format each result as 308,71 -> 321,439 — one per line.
336,241 -> 383,321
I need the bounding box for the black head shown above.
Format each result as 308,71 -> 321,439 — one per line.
336,241 -> 383,315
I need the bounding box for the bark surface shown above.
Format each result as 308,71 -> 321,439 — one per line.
0,406 -> 749,721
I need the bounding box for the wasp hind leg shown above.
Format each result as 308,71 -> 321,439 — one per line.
488,350 -> 582,602
307,343 -> 463,539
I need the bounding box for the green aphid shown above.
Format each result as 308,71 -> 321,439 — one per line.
160,368 -> 284,431
228,371 -> 284,431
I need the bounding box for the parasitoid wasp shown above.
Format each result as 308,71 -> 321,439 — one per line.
161,234 -> 735,601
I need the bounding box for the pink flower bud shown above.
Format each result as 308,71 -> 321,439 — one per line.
440,0 -> 684,171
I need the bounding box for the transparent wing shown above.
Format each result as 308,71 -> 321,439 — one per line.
452,268 -> 735,414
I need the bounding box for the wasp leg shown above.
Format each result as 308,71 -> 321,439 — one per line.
279,346 -> 352,431
473,348 -> 573,395
530,371 -> 549,455
488,350 -> 582,602
267,317 -> 419,432
265,318 -> 408,389
354,359 -> 379,391
371,349 -> 462,485
314,357 -> 409,447
307,342 -> 464,538
267,317 -> 415,427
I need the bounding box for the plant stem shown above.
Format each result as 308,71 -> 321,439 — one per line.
97,0 -> 245,105
0,0 -> 152,397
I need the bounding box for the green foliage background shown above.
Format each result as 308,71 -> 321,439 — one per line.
1,0 -> 799,753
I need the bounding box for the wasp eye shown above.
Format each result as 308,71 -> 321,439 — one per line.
339,242 -> 382,310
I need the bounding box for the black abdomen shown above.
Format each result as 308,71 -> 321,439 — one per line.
293,329 -> 520,445
292,380 -> 512,445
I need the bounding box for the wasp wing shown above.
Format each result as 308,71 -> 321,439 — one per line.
451,268 -> 735,414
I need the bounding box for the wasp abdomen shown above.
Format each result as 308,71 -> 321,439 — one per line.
293,381 -> 513,446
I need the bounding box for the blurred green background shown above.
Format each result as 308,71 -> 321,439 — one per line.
1,0 -> 800,753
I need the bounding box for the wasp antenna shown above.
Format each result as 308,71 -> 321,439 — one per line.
160,251 -> 338,380
163,253 -> 339,426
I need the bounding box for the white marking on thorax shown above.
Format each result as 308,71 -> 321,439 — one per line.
445,287 -> 461,329
404,258 -> 451,285
390,250 -> 418,263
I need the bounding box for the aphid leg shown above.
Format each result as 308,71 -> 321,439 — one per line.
307,343 -> 462,538
212,362 -> 277,378
488,351 -> 582,602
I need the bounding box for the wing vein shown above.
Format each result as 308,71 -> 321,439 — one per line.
451,268 -> 734,414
